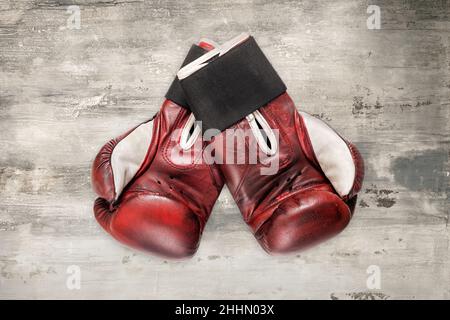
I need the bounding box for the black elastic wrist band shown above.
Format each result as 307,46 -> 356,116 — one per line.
165,45 -> 207,109
179,37 -> 286,132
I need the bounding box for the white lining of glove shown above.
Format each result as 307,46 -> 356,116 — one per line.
300,112 -> 355,197
111,120 -> 154,200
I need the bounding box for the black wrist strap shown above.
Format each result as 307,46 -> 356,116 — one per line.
179,37 -> 286,132
165,45 -> 208,109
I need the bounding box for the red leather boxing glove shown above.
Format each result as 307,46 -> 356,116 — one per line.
178,35 -> 364,254
220,96 -> 364,254
92,41 -> 223,258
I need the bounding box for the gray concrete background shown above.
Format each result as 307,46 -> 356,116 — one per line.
0,0 -> 449,299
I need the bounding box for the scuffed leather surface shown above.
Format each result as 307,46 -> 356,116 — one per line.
215,92 -> 364,254
255,190 -> 352,253
92,100 -> 224,258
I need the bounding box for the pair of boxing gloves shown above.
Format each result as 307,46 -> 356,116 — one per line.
91,35 -> 364,258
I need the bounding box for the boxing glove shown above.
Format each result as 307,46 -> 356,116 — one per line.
92,41 -> 224,258
178,34 -> 364,254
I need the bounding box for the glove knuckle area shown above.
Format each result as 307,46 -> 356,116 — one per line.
108,193 -> 202,259
256,190 -> 351,254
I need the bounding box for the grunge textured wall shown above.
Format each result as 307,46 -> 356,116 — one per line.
0,0 -> 449,299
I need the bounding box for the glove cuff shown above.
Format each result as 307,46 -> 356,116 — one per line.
178,35 -> 286,132
165,45 -> 208,109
